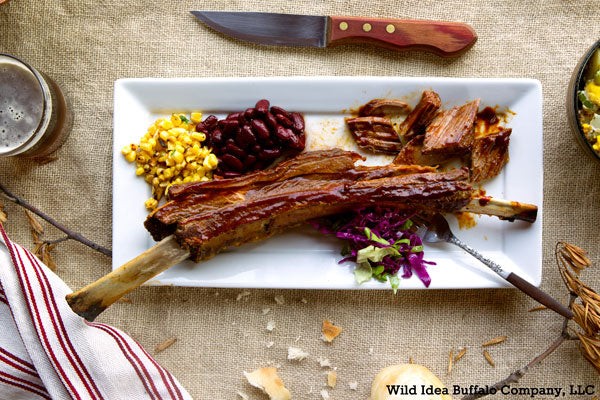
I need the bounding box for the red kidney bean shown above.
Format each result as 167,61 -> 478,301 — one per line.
262,139 -> 275,148
201,101 -> 306,176
275,113 -> 293,128
211,129 -> 224,145
251,119 -> 270,140
270,106 -> 291,119
259,148 -> 281,160
219,119 -> 239,135
275,125 -> 294,142
290,112 -> 305,133
195,121 -> 207,133
226,112 -> 243,121
244,108 -> 257,119
255,99 -> 270,114
197,115 -> 218,132
263,112 -> 278,130
221,154 -> 244,171
225,143 -> 246,159
244,154 -> 257,168
236,125 -> 257,148
296,132 -> 306,149
287,133 -> 303,150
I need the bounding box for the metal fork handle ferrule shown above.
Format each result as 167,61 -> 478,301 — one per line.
447,235 -> 510,279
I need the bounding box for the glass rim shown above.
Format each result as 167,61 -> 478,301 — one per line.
0,53 -> 53,155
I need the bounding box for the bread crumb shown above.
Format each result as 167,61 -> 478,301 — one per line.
368,347 -> 374,355
348,381 -> 358,390
154,337 -> 177,353
317,357 -> 332,368
244,367 -> 291,400
262,307 -> 271,315
320,389 -> 330,399
266,341 -> 275,348
287,347 -> 309,361
300,298 -> 308,304
321,320 -> 342,343
327,371 -> 337,388
237,391 -> 249,399
266,321 -> 276,332
274,295 -> 285,305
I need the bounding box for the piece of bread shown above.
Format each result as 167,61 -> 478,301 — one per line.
371,364 -> 452,400
243,367 -> 291,400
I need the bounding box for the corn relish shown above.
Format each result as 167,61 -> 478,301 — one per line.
122,113 -> 218,210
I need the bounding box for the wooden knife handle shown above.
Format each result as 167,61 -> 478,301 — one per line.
506,272 -> 574,319
328,16 -> 477,57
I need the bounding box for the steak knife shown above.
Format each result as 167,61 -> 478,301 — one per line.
191,11 -> 477,57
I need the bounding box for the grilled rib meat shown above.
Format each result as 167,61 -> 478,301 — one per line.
358,98 -> 411,117
422,99 -> 480,155
173,168 -> 472,262
345,116 -> 402,154
470,128 -> 511,182
393,135 -> 459,166
146,149 -> 437,241
397,90 -> 441,141
167,148 -> 364,199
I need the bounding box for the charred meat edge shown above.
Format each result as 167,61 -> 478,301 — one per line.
173,168 -> 472,262
146,160 -> 437,241
167,149 -> 363,199
358,98 -> 412,117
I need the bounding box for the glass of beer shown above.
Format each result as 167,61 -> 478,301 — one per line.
0,54 -> 71,158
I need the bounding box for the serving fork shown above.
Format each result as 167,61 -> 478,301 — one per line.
414,213 -> 573,319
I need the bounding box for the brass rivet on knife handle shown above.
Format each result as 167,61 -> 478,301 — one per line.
328,15 -> 477,57
66,235 -> 189,321
339,21 -> 348,31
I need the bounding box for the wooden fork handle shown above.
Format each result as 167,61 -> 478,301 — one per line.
506,273 -> 573,319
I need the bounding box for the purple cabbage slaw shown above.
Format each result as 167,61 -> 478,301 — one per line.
312,207 -> 435,290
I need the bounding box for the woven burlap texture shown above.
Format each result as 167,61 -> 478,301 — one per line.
1,0 -> 599,398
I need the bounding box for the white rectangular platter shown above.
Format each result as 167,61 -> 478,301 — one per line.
113,77 -> 543,289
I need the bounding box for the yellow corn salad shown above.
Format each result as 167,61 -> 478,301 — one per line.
121,113 -> 218,210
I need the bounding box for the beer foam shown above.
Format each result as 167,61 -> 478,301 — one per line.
0,57 -> 44,153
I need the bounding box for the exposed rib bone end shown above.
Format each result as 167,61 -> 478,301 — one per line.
66,235 -> 189,321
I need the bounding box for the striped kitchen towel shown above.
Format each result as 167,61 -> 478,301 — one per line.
0,225 -> 192,400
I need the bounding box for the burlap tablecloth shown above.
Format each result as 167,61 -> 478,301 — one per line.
1,1 -> 599,398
